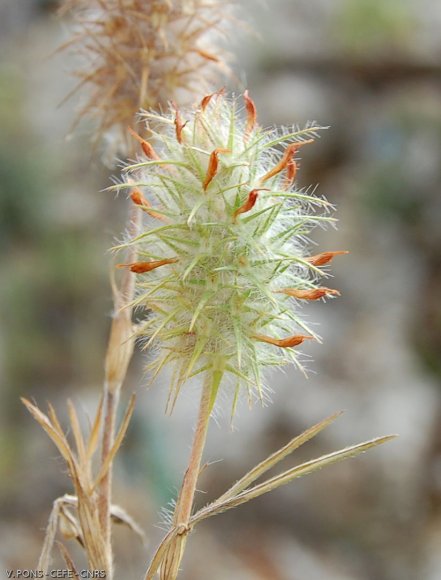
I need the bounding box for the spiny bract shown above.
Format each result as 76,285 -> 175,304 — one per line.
60,0 -> 233,150
115,92 -> 345,413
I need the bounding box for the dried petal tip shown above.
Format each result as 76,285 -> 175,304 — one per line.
252,333 -> 314,348
116,259 -> 178,274
243,90 -> 257,136
283,159 -> 298,190
276,287 -> 341,300
200,88 -> 225,111
130,189 -> 167,222
203,148 -> 230,191
173,105 -> 186,145
260,140 -> 314,184
128,127 -> 160,160
307,251 -> 349,267
233,189 -> 263,221
130,188 -> 148,206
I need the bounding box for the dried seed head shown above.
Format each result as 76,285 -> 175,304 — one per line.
60,0 -> 234,150
116,93 -> 343,412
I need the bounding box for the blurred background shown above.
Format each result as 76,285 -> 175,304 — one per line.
1,1 -> 441,578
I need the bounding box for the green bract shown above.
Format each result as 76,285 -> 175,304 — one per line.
115,93 -> 339,413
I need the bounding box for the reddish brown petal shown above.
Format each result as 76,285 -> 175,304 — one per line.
130,189 -> 167,222
173,104 -> 186,144
200,88 -> 225,111
276,287 -> 341,300
130,188 -> 148,206
203,148 -> 230,191
243,89 -> 257,137
233,188 -> 268,222
128,127 -> 160,160
260,144 -> 296,184
116,258 -> 178,274
307,251 -> 349,267
252,333 -> 314,348
283,159 -> 298,189
260,139 -> 314,184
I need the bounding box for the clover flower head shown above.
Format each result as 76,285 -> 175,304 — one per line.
60,0 -> 233,150
115,92 -> 346,413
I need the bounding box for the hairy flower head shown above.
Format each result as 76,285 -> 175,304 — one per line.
114,93 -> 346,413
60,0 -> 233,150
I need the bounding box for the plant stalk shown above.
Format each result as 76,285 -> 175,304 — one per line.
98,203 -> 141,576
160,377 -> 212,580
175,379 -> 212,525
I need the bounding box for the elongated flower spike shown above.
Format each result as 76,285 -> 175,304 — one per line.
59,0 -> 234,150
117,93 -> 342,411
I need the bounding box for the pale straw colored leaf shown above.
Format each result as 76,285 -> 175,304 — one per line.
144,527 -> 183,580
37,496 -> 64,573
93,394 -> 136,489
21,399 -> 72,467
218,411 -> 343,502
192,435 -> 397,525
67,399 -> 87,466
57,541 -> 80,576
86,396 -> 104,460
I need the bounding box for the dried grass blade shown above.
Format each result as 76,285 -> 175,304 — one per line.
218,411 -> 343,501
21,398 -> 72,465
67,399 -> 87,465
144,527 -> 182,580
87,396 -> 104,460
93,394 -> 136,489
37,496 -> 63,573
57,541 -> 80,576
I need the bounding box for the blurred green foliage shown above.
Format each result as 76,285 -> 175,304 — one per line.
337,0 -> 413,55
0,66 -> 110,496
0,69 -> 51,245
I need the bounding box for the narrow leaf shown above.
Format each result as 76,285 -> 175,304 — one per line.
67,400 -> 87,465
93,395 -> 136,489
144,527 -> 182,580
86,396 -> 103,460
208,370 -> 224,413
218,411 -> 343,501
192,435 -> 396,525
21,398 -> 72,465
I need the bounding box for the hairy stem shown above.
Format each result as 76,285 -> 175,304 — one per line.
175,379 -> 212,525
159,377 -> 212,580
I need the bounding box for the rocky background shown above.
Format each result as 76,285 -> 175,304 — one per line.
1,1 -> 441,579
